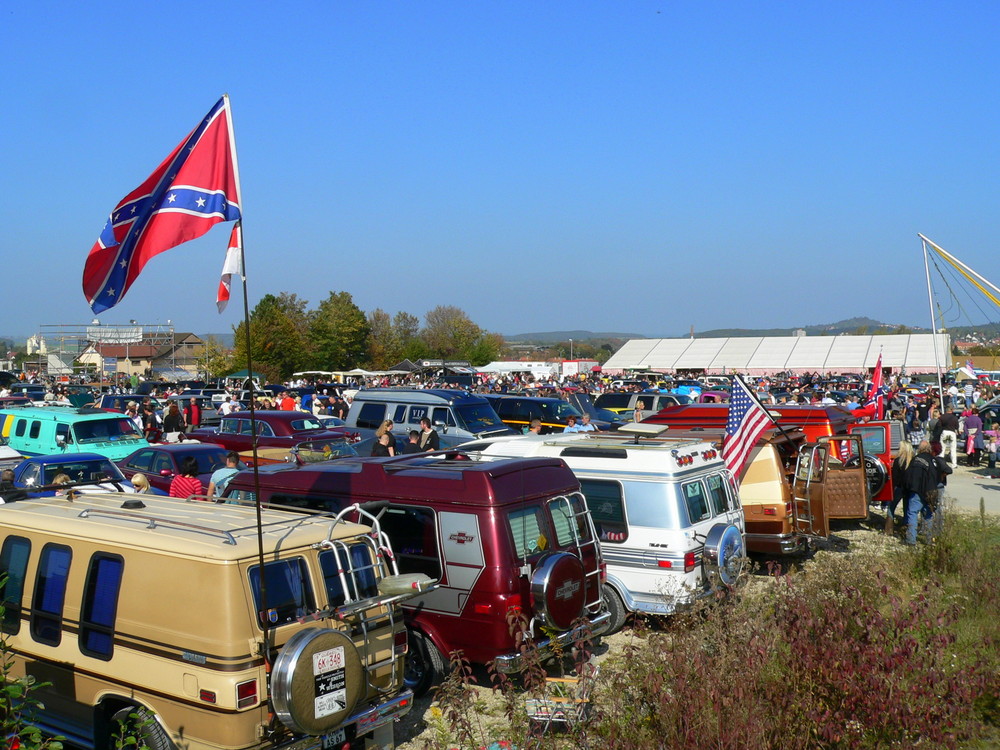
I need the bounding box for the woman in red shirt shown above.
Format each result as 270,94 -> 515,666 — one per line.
169,456 -> 204,499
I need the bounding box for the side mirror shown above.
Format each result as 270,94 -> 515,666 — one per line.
160,469 -> 173,477
55,435 -> 66,447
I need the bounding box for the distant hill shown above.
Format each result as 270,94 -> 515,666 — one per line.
507,319 -> 933,343
505,330 -> 644,343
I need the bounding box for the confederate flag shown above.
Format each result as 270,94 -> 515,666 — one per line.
83,96 -> 242,313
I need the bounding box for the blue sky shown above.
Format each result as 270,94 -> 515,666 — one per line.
3,2 -> 999,339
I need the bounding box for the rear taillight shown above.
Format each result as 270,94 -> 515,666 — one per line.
684,552 -> 696,573
599,562 -> 607,582
763,507 -> 776,515
657,560 -> 672,569
200,689 -> 217,704
394,629 -> 408,656
236,679 -> 257,709
474,602 -> 493,615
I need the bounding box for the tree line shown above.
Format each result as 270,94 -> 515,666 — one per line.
200,291 -> 506,381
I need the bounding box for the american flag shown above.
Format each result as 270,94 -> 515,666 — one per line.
82,96 -> 242,313
721,375 -> 775,476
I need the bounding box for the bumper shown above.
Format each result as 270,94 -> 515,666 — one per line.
280,690 -> 413,750
492,610 -> 611,674
745,532 -> 806,556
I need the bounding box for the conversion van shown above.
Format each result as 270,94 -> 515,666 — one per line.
0,494 -> 431,750
0,405 -> 150,461
222,454 -> 609,695
345,389 -> 514,442
460,425 -> 746,633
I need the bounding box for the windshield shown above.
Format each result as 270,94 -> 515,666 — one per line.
289,418 -> 323,431
455,404 -> 507,433
541,401 -> 583,420
42,459 -> 125,485
72,418 -> 143,443
176,449 -> 229,474
594,393 -> 631,409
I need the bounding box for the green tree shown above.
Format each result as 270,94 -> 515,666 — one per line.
395,311 -> 430,361
309,291 -> 370,371
195,336 -> 235,380
421,306 -> 482,359
466,331 -> 505,366
232,293 -> 311,381
366,308 -> 399,369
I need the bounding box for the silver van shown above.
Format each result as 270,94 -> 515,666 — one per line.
345,388 -> 514,443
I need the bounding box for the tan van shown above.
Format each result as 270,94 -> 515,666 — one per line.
0,494 -> 433,750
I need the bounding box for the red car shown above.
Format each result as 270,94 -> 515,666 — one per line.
117,443 -> 232,494
185,410 -> 356,453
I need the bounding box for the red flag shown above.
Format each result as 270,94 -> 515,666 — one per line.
217,222 -> 243,313
721,375 -> 776,476
83,96 -> 242,313
865,352 -> 884,420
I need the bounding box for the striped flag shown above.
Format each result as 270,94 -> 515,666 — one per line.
865,352 -> 885,420
722,375 -> 776,476
217,221 -> 243,313
82,96 -> 242,313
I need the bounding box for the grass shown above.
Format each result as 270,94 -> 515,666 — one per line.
423,509 -> 1000,749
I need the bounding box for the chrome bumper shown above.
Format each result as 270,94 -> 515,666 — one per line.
492,610 -> 612,674
745,532 -> 806,555
280,690 -> 413,750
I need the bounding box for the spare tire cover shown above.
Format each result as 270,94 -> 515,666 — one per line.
703,523 -> 746,587
271,628 -> 364,735
845,453 -> 887,497
530,551 -> 587,630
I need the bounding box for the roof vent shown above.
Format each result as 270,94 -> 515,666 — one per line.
121,498 -> 146,510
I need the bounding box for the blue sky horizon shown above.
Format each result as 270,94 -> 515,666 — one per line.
4,2 -> 999,341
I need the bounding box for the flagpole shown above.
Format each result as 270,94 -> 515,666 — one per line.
921,236 -> 946,411
225,95 -> 271,666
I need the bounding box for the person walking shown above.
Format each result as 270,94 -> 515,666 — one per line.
938,409 -> 960,466
887,441 -> 915,535
903,441 -> 939,546
183,397 -> 202,428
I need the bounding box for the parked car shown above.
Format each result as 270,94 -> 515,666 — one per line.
186,410 -> 356,453
0,405 -> 150,461
12,452 -> 134,495
345,389 -> 513,443
117,443 -> 234,494
460,425 -> 746,633
0,493 -> 429,750
221,453 -> 610,696
484,394 -> 620,434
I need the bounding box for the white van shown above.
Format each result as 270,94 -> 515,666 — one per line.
460,424 -> 746,633
345,389 -> 514,443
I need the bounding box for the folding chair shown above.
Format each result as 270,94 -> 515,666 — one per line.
525,665 -> 599,740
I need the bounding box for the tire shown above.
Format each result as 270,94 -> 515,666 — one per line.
404,630 -> 445,698
110,705 -> 174,750
602,586 -> 627,635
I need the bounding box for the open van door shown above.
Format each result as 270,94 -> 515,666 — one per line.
791,443 -> 830,538
818,434 -> 869,519
847,421 -> 905,504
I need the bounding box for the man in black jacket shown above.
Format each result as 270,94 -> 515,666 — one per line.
903,441 -> 949,545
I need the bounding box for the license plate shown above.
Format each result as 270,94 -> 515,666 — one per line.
321,729 -> 345,749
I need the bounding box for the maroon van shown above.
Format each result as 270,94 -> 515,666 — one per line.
222,453 -> 609,696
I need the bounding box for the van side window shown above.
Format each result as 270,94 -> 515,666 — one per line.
319,544 -> 379,606
14,419 -> 26,438
408,406 -> 428,424
356,403 -> 386,430
0,536 -> 31,634
392,405 -> 407,423
579,480 -> 628,543
431,407 -> 454,427
31,543 -> 72,646
80,554 -> 124,659
706,474 -> 733,513
248,557 -> 315,627
29,421 -> 41,440
378,507 -> 441,579
682,481 -> 711,524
